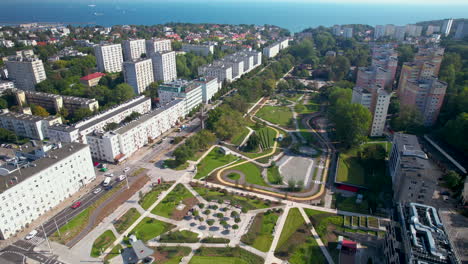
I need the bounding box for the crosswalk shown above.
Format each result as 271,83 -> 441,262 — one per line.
13,236 -> 45,251
312,180 -> 324,184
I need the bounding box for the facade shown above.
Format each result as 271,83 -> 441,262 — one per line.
123,58 -> 154,94
122,39 -> 146,61
5,56 -> 46,91
15,89 -> 99,114
0,110 -> 62,140
0,142 -> 95,240
383,202 -> 459,264
352,86 -> 391,137
0,81 -> 15,93
194,77 -> 218,103
343,27 -> 353,38
441,18 -> 454,36
181,44 -> 214,56
86,99 -> 185,162
454,22 -> 468,40
94,43 -> 123,73
399,77 -> 447,126
151,51 -> 177,83
79,72 -> 106,87
394,26 -> 406,41
263,43 -> 280,58
389,133 -> 436,204
374,25 -> 385,39
145,38 -> 172,55
158,79 -> 203,116
198,64 -> 232,87
332,25 -> 342,36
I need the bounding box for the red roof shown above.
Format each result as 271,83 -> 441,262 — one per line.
36,41 -> 47,46
342,239 -> 357,249
80,72 -> 105,81
337,184 -> 359,192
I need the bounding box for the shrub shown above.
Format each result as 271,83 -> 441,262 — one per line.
232,224 -> 239,229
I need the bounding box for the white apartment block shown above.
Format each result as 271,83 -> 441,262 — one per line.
151,51 -> 177,83
343,27 -> 353,38
123,39 -> 147,61
0,142 -> 95,239
352,87 -> 373,109
248,51 -> 262,67
263,43 -> 280,58
406,24 -> 423,37
86,99 -> 185,162
0,110 -> 62,140
94,43 -> 123,73
48,96 -> 151,144
5,56 -> 46,91
394,26 -> 406,41
198,64 -> 232,87
374,25 -> 385,39
146,38 -> 172,55
221,60 -> 244,80
279,38 -> 289,49
0,81 -> 14,93
181,44 -> 215,56
123,58 -> 154,94
0,40 -> 14,48
158,80 -> 203,116
194,77 -> 218,103
441,19 -> 453,36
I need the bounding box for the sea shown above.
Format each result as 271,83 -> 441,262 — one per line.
2,0 -> 467,33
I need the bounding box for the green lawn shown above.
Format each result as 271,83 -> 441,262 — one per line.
104,244 -> 122,261
190,247 -> 263,264
276,208 -> 305,250
195,148 -> 239,179
295,103 -> 320,115
163,159 -> 189,170
227,173 -> 241,180
113,208 -> 141,233
231,126 -> 251,146
139,183 -> 173,210
155,246 -> 192,264
130,217 -> 174,242
232,162 -> 268,187
90,230 -> 116,257
334,193 -> 370,214
192,186 -> 271,210
241,211 -> 279,252
256,105 -> 293,128
267,166 -> 282,184
151,184 -> 194,218
159,230 -> 200,243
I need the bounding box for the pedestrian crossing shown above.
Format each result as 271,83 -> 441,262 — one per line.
13,236 -> 45,251
312,180 -> 324,184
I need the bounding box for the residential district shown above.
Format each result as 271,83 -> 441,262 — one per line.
0,19 -> 466,264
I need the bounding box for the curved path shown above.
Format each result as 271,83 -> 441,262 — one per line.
215,97 -> 332,201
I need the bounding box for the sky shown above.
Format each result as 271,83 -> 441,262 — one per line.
5,0 -> 468,4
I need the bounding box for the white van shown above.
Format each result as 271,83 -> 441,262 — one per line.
102,177 -> 112,187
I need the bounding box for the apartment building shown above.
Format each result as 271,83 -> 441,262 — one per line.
0,142 -> 95,239
406,24 -> 423,37
158,79 -> 203,116
441,18 -> 454,36
146,38 -> 172,55
79,72 -> 106,87
47,124 -> 80,143
194,77 -> 218,103
0,81 -> 14,93
263,43 -> 280,58
400,77 -> 447,126
343,27 -> 353,38
5,55 -> 46,91
15,89 -> 99,114
383,203 -> 459,264
332,25 -> 341,36
454,22 -> 468,40
394,26 -> 406,41
357,47 -> 398,90
0,110 -> 62,140
123,58 -> 154,94
181,44 -> 214,56
198,64 -> 232,88
374,25 -> 386,39
123,39 -> 146,61
151,51 -> 177,83
48,96 -> 151,144
86,99 -> 185,162
94,43 -> 123,73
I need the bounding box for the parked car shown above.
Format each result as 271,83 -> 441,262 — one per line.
102,177 -> 112,187
93,188 -> 102,194
123,167 -> 130,173
71,201 -> 81,209
104,173 -> 114,177
93,162 -> 100,167
25,230 -> 38,240
117,175 -> 126,182
104,185 -> 113,191
99,168 -> 108,172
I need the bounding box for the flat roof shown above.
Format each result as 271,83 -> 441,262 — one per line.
0,111 -> 55,123
0,142 -> 88,194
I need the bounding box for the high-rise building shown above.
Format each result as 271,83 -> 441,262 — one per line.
0,142 -> 96,240
374,25 -> 385,39
406,24 -> 423,37
385,24 -> 396,36
158,79 -> 203,116
151,51 -> 177,83
5,55 -> 46,91
181,44 -> 215,56
343,27 -> 353,38
193,77 -> 218,103
0,109 -> 62,140
394,26 -> 406,41
332,25 -> 341,36
94,43 -> 123,73
454,22 -> 468,40
399,77 -> 447,126
145,38 -> 172,55
441,18 -> 454,36
123,58 -> 154,94
122,39 -> 146,61
426,25 -> 440,36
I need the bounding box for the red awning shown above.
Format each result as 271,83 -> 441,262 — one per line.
342,239 -> 357,249
337,184 -> 359,192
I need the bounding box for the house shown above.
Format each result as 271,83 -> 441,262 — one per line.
79,72 -> 106,87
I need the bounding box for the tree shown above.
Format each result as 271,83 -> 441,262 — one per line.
330,56 -> 350,81
104,122 -> 119,131
396,44 -> 415,66
438,113 -> 468,154
359,144 -> 386,163
390,105 -> 423,133
0,98 -> 8,109
444,170 -> 462,190
30,104 -> 50,117
0,128 -> 17,143
173,145 -> 192,164
288,179 -> 296,191
72,108 -> 93,122
244,133 -> 260,151
112,83 -> 135,103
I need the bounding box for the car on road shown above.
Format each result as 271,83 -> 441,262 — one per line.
104,173 -> 114,177
71,201 -> 82,209
25,230 -> 38,240
117,174 -> 126,182
99,168 -> 108,172
102,177 -> 112,187
104,185 -> 113,191
93,188 -> 102,194
123,167 -> 130,173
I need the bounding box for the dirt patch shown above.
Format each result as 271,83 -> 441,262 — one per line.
326,224 -> 338,244
152,250 -> 169,262
171,197 -> 199,221
275,223 -> 311,260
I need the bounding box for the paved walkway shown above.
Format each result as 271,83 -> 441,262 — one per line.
239,126 -> 254,147
265,206 -> 290,264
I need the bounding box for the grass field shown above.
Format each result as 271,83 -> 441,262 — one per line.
139,183 -> 173,210
104,244 -> 122,261
90,230 -> 116,257
163,159 -> 189,170
227,173 -> 241,180
267,166 -> 282,184
190,247 -> 263,264
231,126 -> 251,146
155,246 -> 192,264
276,208 -> 305,250
241,126 -> 277,159
295,103 -> 320,115
159,230 -> 200,243
192,186 -> 271,210
241,211 -> 279,252
233,162 -> 268,187
195,148 -> 238,179
256,105 -> 293,128
130,217 -> 174,242
113,208 -> 141,234
152,184 -> 194,218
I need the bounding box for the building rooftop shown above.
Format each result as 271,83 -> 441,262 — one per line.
0,142 -> 88,194
48,123 -> 79,133
80,72 -> 105,81
159,80 -> 202,94
0,110 -> 56,123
